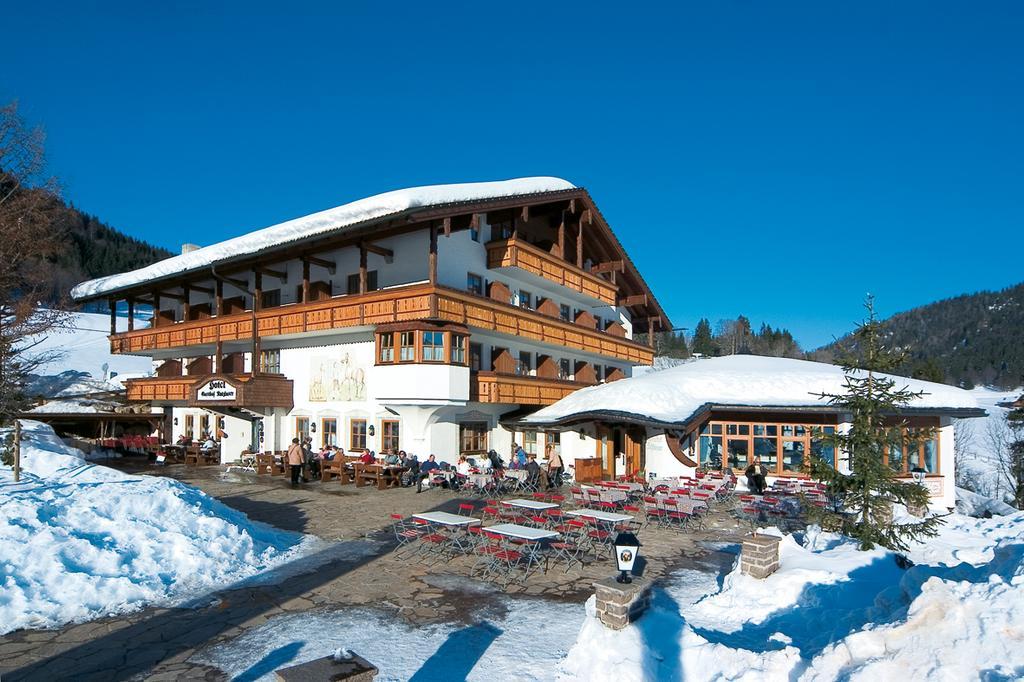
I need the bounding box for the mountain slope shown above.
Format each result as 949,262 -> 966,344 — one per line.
813,282 -> 1024,389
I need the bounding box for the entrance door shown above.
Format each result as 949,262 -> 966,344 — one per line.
595,425 -> 616,479
624,427 -> 645,476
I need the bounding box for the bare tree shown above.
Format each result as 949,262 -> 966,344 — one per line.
953,419 -> 982,493
984,413 -> 1014,503
0,101 -> 69,425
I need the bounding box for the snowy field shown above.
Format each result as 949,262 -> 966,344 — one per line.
956,387 -> 1021,505
0,421 -> 319,635
194,507 -> 1024,681
27,311 -> 154,383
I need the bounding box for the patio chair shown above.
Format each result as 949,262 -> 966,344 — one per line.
390,514 -> 423,557
457,503 -> 476,517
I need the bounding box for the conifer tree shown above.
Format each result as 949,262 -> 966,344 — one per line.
806,296 -> 944,551
691,318 -> 717,357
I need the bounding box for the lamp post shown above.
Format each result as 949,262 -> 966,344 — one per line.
614,532 -> 641,584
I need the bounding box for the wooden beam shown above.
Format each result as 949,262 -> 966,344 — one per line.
256,265 -> 287,280
359,243 -> 368,294
470,213 -> 480,230
521,205 -> 530,223
428,224 -> 438,285
215,280 -> 223,316
620,294 -> 648,307
182,286 -> 191,321
591,260 -> 625,275
109,300 -> 116,336
558,211 -> 566,258
568,198 -> 577,214
363,242 -> 394,259
576,218 -> 584,269
156,290 -> 187,302
152,292 -> 161,326
302,254 -> 336,274
442,216 -> 451,237
254,271 -> 263,311
127,298 -> 134,332
189,284 -> 214,295
582,208 -> 593,225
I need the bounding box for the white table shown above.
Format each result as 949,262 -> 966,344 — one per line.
566,509 -> 633,524
504,469 -> 528,482
413,511 -> 481,526
485,523 -> 559,540
502,498 -> 559,511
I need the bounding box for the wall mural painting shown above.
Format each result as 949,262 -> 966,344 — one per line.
309,354 -> 366,402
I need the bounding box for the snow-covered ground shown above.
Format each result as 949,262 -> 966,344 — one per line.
0,421 -> 318,635
27,311 -> 154,385
955,386 -> 1021,504
193,506 -> 1024,681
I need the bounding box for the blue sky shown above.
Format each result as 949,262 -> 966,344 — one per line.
4,1 -> 1022,348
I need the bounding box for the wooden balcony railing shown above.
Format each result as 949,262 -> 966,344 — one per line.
125,373 -> 294,409
486,238 -> 617,305
472,371 -> 592,406
109,283 -> 654,364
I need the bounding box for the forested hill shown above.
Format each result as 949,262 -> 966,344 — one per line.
812,282 -> 1024,389
47,206 -> 173,303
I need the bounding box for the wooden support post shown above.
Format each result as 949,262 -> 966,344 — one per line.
153,292 -> 161,327
214,339 -> 223,374
127,298 -> 134,331
558,211 -> 567,259
109,300 -> 117,335
215,280 -> 223,316
428,224 -> 438,285
359,243 -> 368,294
182,286 -> 191,321
576,219 -> 584,269
302,259 -> 310,303
443,216 -> 451,237
254,271 -> 263,311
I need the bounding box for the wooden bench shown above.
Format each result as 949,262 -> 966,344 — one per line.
321,455 -> 360,484
256,451 -> 286,476
354,463 -> 406,490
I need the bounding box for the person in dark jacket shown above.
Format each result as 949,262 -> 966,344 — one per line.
416,454 -> 440,493
487,449 -> 505,473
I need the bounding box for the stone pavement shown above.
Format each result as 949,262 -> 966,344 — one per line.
0,463 -> 751,681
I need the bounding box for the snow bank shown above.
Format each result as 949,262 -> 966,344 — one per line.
71,177 -> 575,300
523,355 -> 980,426
0,421 -> 316,634
955,486 -> 1017,517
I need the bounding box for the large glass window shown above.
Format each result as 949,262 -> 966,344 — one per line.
727,439 -> 749,469
321,418 -> 338,448
518,290 -> 533,309
523,431 -> 538,454
260,349 -> 281,374
559,358 -> 571,380
781,441 -> 805,472
450,335 -> 466,364
467,273 -> 483,295
559,304 -> 571,322
460,422 -> 488,453
184,414 -> 194,439
469,342 -> 482,371
350,419 -> 367,451
699,435 -> 723,468
754,437 -> 778,471
884,427 -> 940,474
295,417 -> 310,443
379,333 -> 394,363
811,426 -> 836,467
516,351 -> 532,376
422,331 -> 444,362
399,331 -> 415,362
381,420 -> 400,452
199,414 -> 210,439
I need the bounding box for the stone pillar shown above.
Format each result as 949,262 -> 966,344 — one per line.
874,501 -> 894,526
907,501 -> 928,518
741,533 -> 781,579
275,652 -> 377,681
593,576 -> 651,630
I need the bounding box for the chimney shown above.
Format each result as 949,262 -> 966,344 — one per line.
181,243 -> 200,255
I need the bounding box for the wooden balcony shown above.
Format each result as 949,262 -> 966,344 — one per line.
108,283 -> 654,365
125,373 -> 294,409
486,238 -> 617,305
472,371 -> 591,406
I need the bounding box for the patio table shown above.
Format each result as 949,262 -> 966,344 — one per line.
485,523 -> 559,540
565,509 -> 633,524
501,498 -> 559,511
413,511 -> 480,553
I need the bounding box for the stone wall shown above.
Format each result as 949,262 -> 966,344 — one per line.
593,576 -> 652,630
740,533 -> 780,579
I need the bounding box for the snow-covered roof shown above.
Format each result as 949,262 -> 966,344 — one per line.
521,355 -> 984,427
71,176 -> 576,301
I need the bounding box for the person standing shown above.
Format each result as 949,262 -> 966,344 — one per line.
286,438 -> 304,485
546,444 -> 564,488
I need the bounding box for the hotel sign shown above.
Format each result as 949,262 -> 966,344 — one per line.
196,379 -> 238,402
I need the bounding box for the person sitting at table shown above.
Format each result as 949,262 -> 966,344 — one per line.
456,455 -> 471,476
744,457 -> 768,494
416,454 -> 440,493
384,451 -> 401,466
200,435 -> 217,452
176,434 -> 190,446
525,453 -> 547,489
510,442 -> 528,470
357,450 -> 374,465
487,449 -> 505,477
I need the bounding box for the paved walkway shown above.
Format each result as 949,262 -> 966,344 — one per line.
0,463 -> 751,681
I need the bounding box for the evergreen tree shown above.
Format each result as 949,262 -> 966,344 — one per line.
1005,407 -> 1024,509
691,318 -> 717,356
806,296 -> 944,551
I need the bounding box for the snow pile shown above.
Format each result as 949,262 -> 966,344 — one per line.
955,486 -> 1017,517
560,512 -> 1024,681
71,177 -> 575,300
0,420 -> 316,635
524,355 -> 980,426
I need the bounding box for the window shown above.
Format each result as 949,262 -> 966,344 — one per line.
558,358 -> 571,380
422,331 -> 444,362
754,436 -> 778,471
460,422 -> 488,453
184,414 -> 194,439
885,427 -> 940,474
199,414 -> 210,439
261,289 -> 281,308
811,426 -> 836,467
491,221 -> 512,241
727,438 -> 749,469
399,331 -> 416,362
544,432 -> 561,453
523,431 -> 538,454
260,349 -> 281,374
559,304 -> 571,322
594,315 -> 603,331
467,273 -> 483,295
470,224 -> 480,242
517,351 -> 532,376
701,419 -> 840,475
518,290 -> 533,309
781,440 -> 805,472
594,364 -> 604,382
378,332 -> 394,363
699,435 -> 723,468
350,419 -> 367,451
346,270 -> 378,294
321,418 -> 338,448
381,420 -> 400,452
296,417 -> 310,443
469,343 -> 482,371
451,334 -> 467,364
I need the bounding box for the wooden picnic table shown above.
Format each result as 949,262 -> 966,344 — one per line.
354,463 -> 407,490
